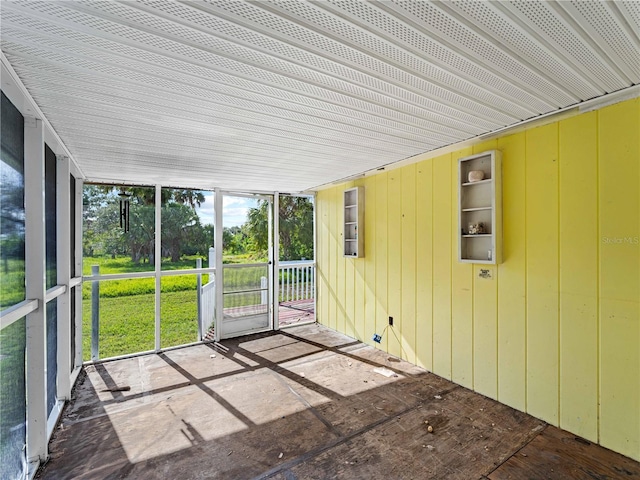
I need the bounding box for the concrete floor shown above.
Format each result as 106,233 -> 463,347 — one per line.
39,324 -> 639,479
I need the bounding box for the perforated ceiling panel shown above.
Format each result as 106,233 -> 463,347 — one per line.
1,0 -> 638,192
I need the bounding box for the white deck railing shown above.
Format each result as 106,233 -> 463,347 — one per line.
199,278 -> 215,338
278,260 -> 315,303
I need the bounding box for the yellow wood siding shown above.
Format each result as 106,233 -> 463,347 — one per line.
496,131 -> 527,412
597,100 -> 639,459
316,98 -> 640,461
559,112 -> 599,442
451,147 -> 474,389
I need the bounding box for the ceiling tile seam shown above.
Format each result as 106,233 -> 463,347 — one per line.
19,72 -> 453,145
611,2 -> 640,48
56,138 -> 360,172
1,30 -> 473,143
76,164 -> 372,189
5,59 -> 469,148
238,0 -> 524,125
22,74 -> 452,145
0,9 -> 493,139
144,0 -> 529,123
39,108 -> 432,163
549,1 -> 634,86
508,2 -> 629,92
572,1 -> 640,78
376,0 -> 576,107
35,99 -> 437,157
76,157 -> 343,176
0,50 -> 87,180
78,161 -> 343,180
489,1 -> 612,95
313,0 -> 557,117
65,143 -> 348,170
180,0 -> 534,122
22,78 -> 443,152
444,0 -> 604,99
300,0 -> 541,118
437,0 -> 597,101
2,4 -> 435,130
61,0 -> 515,129
50,116 -> 416,161
5,52 -> 453,149
50,118 -> 428,163
2,1 -> 442,132
70,145 -> 394,174
616,2 -> 640,40
2,47 -> 457,146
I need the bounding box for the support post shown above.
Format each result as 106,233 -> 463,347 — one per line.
25,116 -> 47,463
273,193 -> 279,329
154,185 -> 161,351
56,155 -> 71,399
91,265 -> 99,361
74,177 -> 83,370
196,258 -> 202,340
214,189 -> 223,342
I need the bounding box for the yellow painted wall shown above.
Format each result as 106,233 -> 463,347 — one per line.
316,98 -> 640,461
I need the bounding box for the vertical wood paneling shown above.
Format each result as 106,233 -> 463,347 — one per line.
451,147 -> 474,388
497,132 -> 527,411
353,180 -> 366,342
472,141 -> 499,399
432,154 -> 452,379
387,173 -> 403,358
598,99 -> 640,459
363,176 -> 377,346
559,112 -> 599,442
336,184 -> 348,335
401,165 -> 417,363
416,160 -> 433,371
343,180 -> 355,339
317,98 -> 639,462
525,123 -> 560,425
328,186 -> 338,332
375,173 -> 389,351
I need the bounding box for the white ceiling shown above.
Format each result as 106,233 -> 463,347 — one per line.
1,1 -> 639,192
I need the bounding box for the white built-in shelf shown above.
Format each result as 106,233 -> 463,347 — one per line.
462,206 -> 492,212
462,179 -> 492,186
458,150 -> 502,264
344,186 -> 364,258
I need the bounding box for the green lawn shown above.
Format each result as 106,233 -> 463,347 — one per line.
81,255 -> 270,360
82,290 -> 201,360
0,259 -> 25,310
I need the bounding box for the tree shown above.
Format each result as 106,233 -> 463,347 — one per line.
244,196 -> 313,260
162,202 -> 204,262
83,185 -> 212,263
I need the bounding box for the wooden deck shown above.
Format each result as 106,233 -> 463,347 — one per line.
277,298 -> 314,327
38,324 -> 639,479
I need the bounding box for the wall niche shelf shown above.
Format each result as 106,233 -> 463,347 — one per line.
343,186 -> 364,258
458,150 -> 502,264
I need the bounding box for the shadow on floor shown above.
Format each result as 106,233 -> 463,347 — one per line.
39,325 -> 640,480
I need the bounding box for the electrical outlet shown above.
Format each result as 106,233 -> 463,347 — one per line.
389,316 -> 393,326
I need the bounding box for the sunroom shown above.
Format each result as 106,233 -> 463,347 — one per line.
1,1 -> 639,479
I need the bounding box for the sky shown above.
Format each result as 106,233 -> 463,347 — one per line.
196,191 -> 259,228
